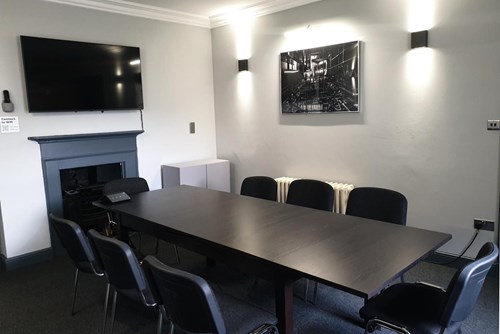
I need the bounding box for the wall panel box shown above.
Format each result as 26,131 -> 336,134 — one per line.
161,159 -> 230,192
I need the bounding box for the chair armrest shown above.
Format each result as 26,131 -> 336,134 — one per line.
416,281 -> 446,292
248,323 -> 279,334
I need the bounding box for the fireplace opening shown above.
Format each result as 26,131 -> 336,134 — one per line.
60,162 -> 123,232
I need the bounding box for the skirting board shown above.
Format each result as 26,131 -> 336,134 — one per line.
0,248 -> 52,272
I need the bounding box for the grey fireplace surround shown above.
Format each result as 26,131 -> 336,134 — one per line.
1,130 -> 143,271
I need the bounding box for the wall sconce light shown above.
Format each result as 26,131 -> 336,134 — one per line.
238,59 -> 249,71
411,30 -> 428,49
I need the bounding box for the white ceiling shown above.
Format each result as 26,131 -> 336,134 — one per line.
45,0 -> 322,28
129,0 -> 271,17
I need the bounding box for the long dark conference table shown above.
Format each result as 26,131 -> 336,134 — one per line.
95,185 -> 451,334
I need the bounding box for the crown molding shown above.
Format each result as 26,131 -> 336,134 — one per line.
44,0 -> 211,28
209,0 -> 322,28
44,0 -> 322,28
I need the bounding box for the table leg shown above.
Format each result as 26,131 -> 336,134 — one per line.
275,278 -> 294,334
116,214 -> 134,248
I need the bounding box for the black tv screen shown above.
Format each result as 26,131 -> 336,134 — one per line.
20,36 -> 144,112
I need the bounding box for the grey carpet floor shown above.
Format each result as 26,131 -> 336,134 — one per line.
0,235 -> 498,334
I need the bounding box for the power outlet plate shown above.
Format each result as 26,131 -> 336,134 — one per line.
474,218 -> 495,231
487,120 -> 500,130
189,122 -> 195,134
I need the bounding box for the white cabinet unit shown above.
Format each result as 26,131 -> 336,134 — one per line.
161,159 -> 230,192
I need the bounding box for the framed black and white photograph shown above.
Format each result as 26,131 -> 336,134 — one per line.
280,41 -> 360,114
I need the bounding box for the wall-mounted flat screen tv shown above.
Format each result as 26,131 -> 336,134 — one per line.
20,36 -> 144,112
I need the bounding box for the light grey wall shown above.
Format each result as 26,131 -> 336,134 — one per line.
212,0 -> 500,257
0,0 -> 217,258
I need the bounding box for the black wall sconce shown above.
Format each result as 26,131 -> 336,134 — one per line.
411,30 -> 428,49
238,59 -> 249,71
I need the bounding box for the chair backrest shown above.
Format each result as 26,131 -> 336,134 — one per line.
87,229 -> 156,307
102,177 -> 149,196
142,255 -> 226,333
286,179 -> 334,212
240,176 -> 278,201
440,242 -> 498,327
49,213 -> 103,276
345,187 -> 408,225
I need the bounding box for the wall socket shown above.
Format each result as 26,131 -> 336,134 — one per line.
473,218 -> 495,231
189,122 -> 195,134
487,120 -> 499,130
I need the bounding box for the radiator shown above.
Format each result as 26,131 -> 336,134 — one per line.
275,177 -> 354,214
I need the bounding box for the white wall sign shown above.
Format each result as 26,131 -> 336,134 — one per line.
1,116 -> 20,133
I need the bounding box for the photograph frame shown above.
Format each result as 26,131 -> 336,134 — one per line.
280,41 -> 360,114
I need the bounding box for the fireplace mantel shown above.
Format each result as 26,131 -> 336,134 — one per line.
1,130 -> 144,270
30,130 -> 143,257
28,130 -> 143,144
28,130 -> 143,161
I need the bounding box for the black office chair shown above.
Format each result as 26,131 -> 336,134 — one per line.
240,176 -> 278,201
49,213 -> 105,316
286,179 -> 334,211
345,187 -> 408,226
286,179 -> 334,302
103,177 -> 150,196
360,242 -> 498,334
344,187 -> 408,291
87,229 -> 158,334
142,255 -> 279,334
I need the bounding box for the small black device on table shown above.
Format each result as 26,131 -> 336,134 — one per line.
104,192 -> 131,203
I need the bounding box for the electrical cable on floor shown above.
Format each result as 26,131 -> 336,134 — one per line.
428,228 -> 480,265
